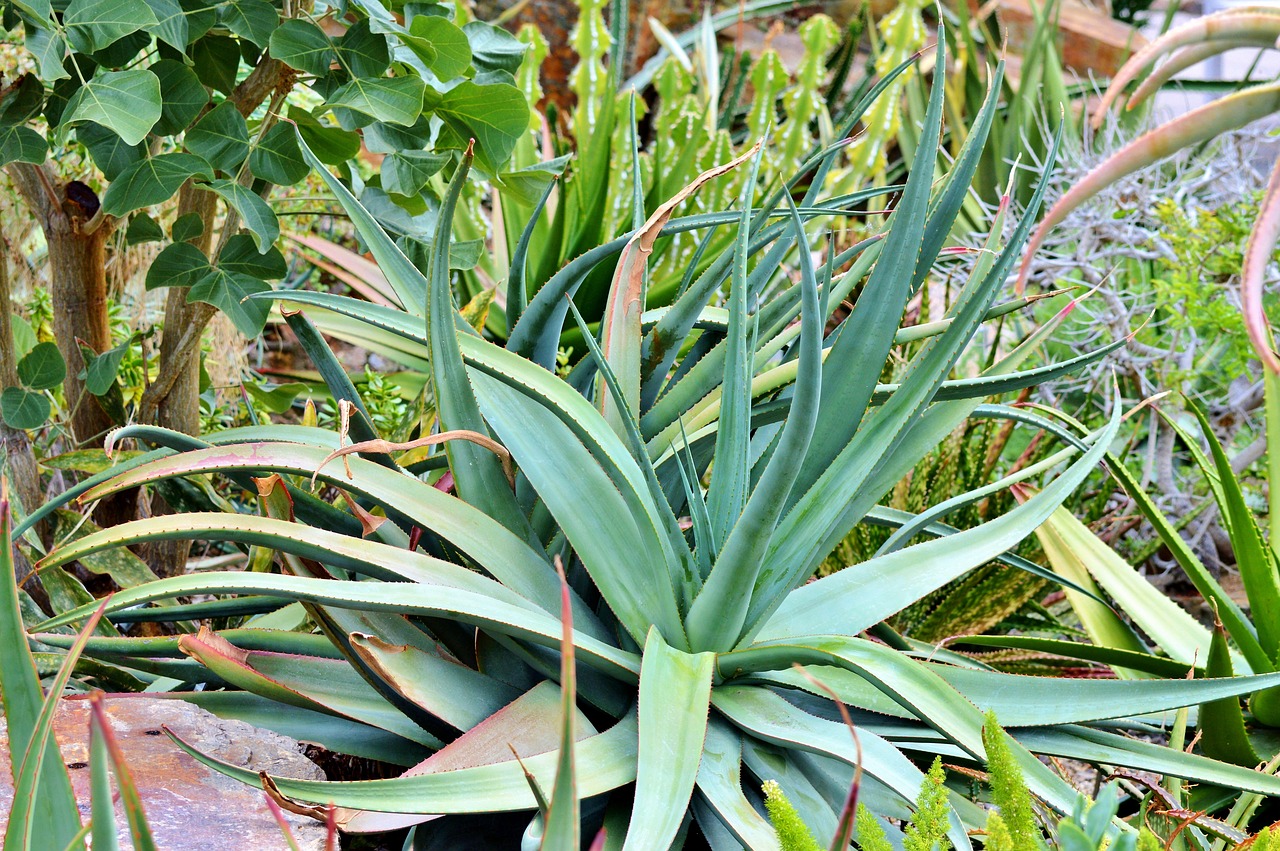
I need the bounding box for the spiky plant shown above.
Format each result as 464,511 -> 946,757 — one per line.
22,33 -> 1280,851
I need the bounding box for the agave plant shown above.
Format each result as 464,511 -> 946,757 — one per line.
24,33 -> 1280,850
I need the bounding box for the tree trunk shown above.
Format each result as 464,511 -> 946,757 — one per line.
0,243 -> 46,608
47,184 -> 115,447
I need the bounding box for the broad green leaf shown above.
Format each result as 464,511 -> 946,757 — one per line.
220,234 -> 286,278
78,121 -> 143,181
17,341 -> 65,390
81,343 -> 129,395
409,15 -> 470,78
335,19 -> 390,76
0,388 -> 50,429
190,34 -> 239,94
141,0 -> 187,49
328,75 -> 426,126
151,59 -> 207,135
61,69 -> 161,146
171,211 -> 204,243
100,152 -> 212,216
22,21 -> 69,83
63,0 -> 157,55
217,0 -> 277,47
381,150 -> 448,197
430,80 -> 528,173
269,19 -> 334,77
184,100 -> 249,173
622,629 -> 715,850
291,107 -> 359,163
0,126 -> 47,166
248,122 -> 308,185
0,74 -> 44,126
125,213 -> 164,245
186,267 -> 271,336
200,178 -> 279,251
463,21 -> 526,75
146,242 -> 210,290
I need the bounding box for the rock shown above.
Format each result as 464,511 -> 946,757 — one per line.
0,696 -> 330,850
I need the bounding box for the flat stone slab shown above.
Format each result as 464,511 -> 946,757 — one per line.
0,696 -> 329,850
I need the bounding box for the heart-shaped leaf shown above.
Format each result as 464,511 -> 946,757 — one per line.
100,152 -> 213,216
186,267 -> 271,336
269,19 -> 333,76
463,21 -> 526,75
409,16 -> 470,79
152,59 -> 208,135
171,210 -> 205,243
17,341 -> 66,390
382,150 -> 448,197
248,122 -> 308,185
335,19 -> 389,77
63,0 -> 158,55
0,387 -> 50,430
0,126 -> 47,166
142,0 -> 187,49
78,121 -> 144,181
201,179 -> 279,251
125,213 -> 164,245
217,0 -> 277,47
328,76 -> 425,126
219,234 -> 286,279
61,69 -> 162,146
185,100 -> 249,173
429,80 -> 527,174
291,107 -> 360,164
146,242 -> 210,289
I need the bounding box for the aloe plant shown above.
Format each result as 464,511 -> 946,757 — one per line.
24,32 -> 1280,850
